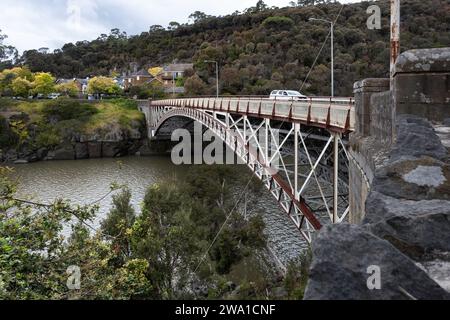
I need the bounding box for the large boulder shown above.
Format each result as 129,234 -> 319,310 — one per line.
4,149 -> 18,162
390,115 -> 447,162
304,224 -> 449,300
36,147 -> 48,160
444,118 -> 450,127
371,156 -> 450,201
365,192 -> 450,259
370,115 -> 449,200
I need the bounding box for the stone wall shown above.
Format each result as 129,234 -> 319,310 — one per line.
349,78 -> 391,223
353,78 -> 390,136
394,47 -> 450,122
370,91 -> 395,144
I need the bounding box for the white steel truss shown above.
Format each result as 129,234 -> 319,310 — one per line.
142,105 -> 351,243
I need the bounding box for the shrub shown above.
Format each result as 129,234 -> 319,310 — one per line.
262,16 -> 294,29
127,83 -> 166,100
283,250 -> 312,300
41,99 -> 98,121
35,129 -> 62,148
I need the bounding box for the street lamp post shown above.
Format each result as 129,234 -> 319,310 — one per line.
204,60 -> 219,98
309,18 -> 334,97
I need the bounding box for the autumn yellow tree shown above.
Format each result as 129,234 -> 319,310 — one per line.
0,67 -> 34,96
87,76 -> 122,96
148,67 -> 163,77
11,77 -> 32,97
56,81 -> 79,97
32,72 -> 55,96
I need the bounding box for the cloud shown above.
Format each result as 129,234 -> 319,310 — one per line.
0,0 -> 362,53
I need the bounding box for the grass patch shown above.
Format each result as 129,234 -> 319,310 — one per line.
0,98 -> 20,110
83,99 -> 144,134
107,98 -> 139,111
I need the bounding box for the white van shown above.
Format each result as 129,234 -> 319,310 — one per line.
270,90 -> 307,101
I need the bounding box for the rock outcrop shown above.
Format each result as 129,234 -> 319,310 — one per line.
0,115 -> 146,163
391,115 -> 448,162
304,224 -> 449,300
305,114 -> 450,300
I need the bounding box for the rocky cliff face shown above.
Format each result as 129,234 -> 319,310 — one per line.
304,115 -> 450,300
0,112 -> 146,163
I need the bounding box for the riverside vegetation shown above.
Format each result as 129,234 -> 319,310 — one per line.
0,164 -> 311,299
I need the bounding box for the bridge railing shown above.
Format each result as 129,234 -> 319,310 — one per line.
150,96 -> 355,132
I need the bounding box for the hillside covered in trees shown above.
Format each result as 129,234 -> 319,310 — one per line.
7,0 -> 450,96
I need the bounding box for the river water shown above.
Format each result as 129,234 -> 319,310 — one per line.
12,156 -> 308,268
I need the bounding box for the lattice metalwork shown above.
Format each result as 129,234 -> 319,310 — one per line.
141,97 -> 354,243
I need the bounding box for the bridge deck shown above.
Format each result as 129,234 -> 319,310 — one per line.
150,97 -> 355,133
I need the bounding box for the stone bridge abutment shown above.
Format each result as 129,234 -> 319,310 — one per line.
305,47 -> 450,299
348,47 -> 450,224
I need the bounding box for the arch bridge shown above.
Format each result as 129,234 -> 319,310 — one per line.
141,96 -> 355,243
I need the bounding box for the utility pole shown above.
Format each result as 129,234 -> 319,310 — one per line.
390,0 -> 400,90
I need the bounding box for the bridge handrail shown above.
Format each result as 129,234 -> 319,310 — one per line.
163,95 -> 354,104
150,96 -> 355,132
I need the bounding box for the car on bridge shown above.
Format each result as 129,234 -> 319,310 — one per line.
270,90 -> 307,101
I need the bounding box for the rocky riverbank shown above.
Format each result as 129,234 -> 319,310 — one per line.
0,98 -> 147,163
304,115 -> 450,300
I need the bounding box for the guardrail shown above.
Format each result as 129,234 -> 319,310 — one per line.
150,97 -> 355,133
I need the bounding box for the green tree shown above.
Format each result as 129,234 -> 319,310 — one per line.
245,0 -> 269,14
189,11 -> 210,23
183,166 -> 266,275
262,16 -> 295,30
101,188 -> 135,259
168,21 -> 181,30
0,166 -> 98,299
131,182 -> 198,299
184,74 -> 208,96
149,25 -> 165,33
0,30 -> 17,69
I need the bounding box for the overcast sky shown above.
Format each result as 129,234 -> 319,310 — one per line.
1,0 -> 362,53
